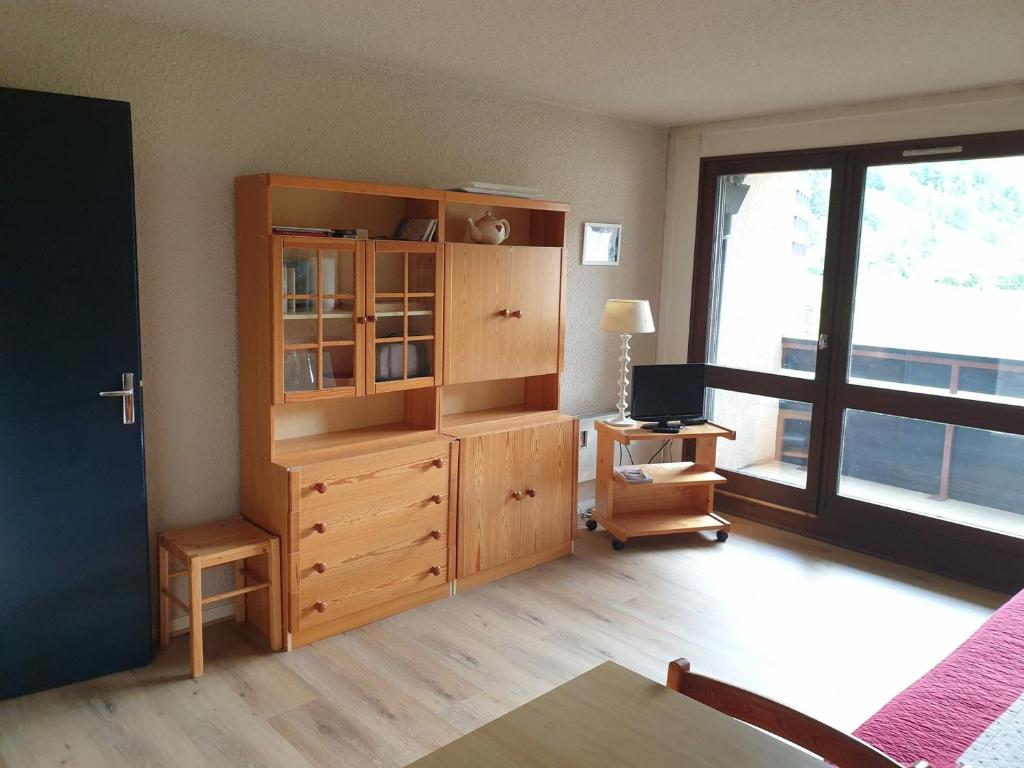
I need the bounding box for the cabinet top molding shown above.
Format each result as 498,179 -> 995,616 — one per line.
238,173 -> 571,212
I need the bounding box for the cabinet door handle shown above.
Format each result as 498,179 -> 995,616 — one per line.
433,458 -> 445,468
497,308 -> 510,318
511,309 -> 524,319
313,522 -> 327,534
366,315 -> 377,323
511,490 -> 523,501
312,481 -> 328,494
313,562 -> 327,573
525,488 -> 537,497
313,601 -> 327,613
429,565 -> 441,576
431,494 -> 444,505
430,529 -> 442,540
356,316 -> 366,324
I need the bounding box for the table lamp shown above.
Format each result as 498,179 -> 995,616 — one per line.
600,299 -> 655,426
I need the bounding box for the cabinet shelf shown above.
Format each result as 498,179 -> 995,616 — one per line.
611,461 -> 725,489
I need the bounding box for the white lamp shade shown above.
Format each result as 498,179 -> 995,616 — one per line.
600,299 -> 655,334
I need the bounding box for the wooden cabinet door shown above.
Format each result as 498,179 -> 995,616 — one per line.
507,247 -> 562,377
457,429 -> 518,577
516,419 -> 575,556
457,419 -> 575,578
365,241 -> 443,394
444,244 -> 509,384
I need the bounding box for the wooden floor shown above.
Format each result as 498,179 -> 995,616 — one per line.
0,518 -> 1007,767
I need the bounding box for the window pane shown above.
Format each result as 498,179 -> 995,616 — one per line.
708,169 -> 831,377
839,409 -> 1024,538
850,156 -> 1024,405
708,388 -> 811,488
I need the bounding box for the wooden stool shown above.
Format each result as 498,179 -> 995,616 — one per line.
158,516 -> 282,678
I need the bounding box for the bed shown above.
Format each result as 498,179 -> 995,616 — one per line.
854,588 -> 1024,768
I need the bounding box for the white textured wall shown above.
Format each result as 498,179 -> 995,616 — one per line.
0,1 -> 668,540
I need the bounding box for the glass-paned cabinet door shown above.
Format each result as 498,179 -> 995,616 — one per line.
276,238 -> 363,401
366,242 -> 443,393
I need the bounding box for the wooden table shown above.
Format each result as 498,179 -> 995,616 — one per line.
591,421 -> 736,549
408,661 -> 823,767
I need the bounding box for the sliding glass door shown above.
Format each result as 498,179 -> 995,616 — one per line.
692,132 -> 1024,588
827,144 -> 1024,538
692,154 -> 843,513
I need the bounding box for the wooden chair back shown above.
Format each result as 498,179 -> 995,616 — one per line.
666,658 -> 930,768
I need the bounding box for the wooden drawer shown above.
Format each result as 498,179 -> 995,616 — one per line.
297,546 -> 448,630
295,440 -> 450,549
293,507 -> 448,589
297,440 -> 449,511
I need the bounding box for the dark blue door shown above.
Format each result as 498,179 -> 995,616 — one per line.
0,88 -> 151,699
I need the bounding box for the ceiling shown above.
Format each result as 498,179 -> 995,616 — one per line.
83,0 -> 1024,126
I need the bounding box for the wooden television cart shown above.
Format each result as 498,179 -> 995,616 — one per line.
236,174 -> 577,649
591,421 -> 736,549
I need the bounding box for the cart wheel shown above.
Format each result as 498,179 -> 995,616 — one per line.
586,519 -> 598,531
612,539 -> 626,551
716,530 -> 729,542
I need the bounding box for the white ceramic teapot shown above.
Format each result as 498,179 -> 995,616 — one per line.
466,210 -> 511,245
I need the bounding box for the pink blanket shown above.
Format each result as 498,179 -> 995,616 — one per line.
854,589 -> 1024,768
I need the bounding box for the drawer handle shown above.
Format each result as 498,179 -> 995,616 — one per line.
433,457 -> 445,469
511,309 -> 524,319
313,562 -> 327,574
431,494 -> 444,505
430,529 -> 442,540
429,566 -> 441,576
525,488 -> 537,498
313,522 -> 327,534
313,601 -> 327,613
511,490 -> 523,501
312,481 -> 328,494
496,308 -> 509,318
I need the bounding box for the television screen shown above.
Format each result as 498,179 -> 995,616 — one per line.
630,364 -> 706,423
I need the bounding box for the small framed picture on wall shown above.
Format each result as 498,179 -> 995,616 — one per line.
581,222 -> 621,266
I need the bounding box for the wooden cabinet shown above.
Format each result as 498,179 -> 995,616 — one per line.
444,244 -> 563,384
273,237 -> 443,402
457,417 -> 576,582
286,438 -> 456,646
237,174 -> 572,647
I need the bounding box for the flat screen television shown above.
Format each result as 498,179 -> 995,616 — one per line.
629,364 -> 706,432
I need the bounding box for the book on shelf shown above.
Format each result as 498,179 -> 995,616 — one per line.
393,218 -> 438,242
615,466 -> 654,484
272,226 -> 368,239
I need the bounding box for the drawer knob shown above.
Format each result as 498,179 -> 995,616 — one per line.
526,488 -> 537,498
366,314 -> 377,323
429,565 -> 441,576
433,457 -> 445,469
313,562 -> 327,573
430,529 -> 442,540
313,522 -> 327,534
431,494 -> 444,505
312,481 -> 328,494
356,315 -> 366,324
313,601 -> 327,613
511,309 -> 524,319
511,490 -> 523,501
497,308 -> 510,318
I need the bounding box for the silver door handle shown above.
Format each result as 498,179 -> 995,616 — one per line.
99,372 -> 135,425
